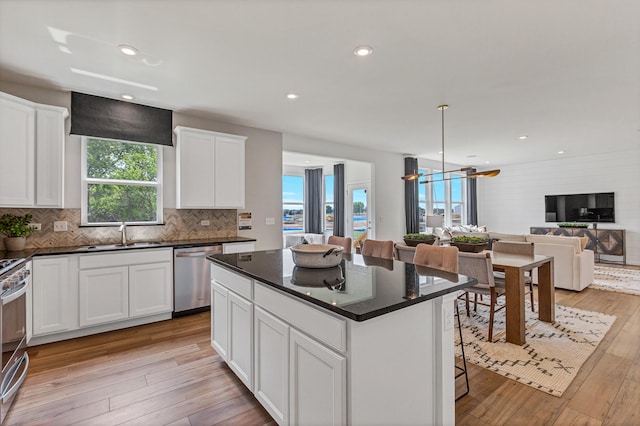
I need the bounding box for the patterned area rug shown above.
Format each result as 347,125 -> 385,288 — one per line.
454,300 -> 616,397
590,265 -> 640,296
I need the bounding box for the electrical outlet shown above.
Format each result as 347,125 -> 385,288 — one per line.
265,217 -> 275,225
200,220 -> 210,226
53,221 -> 68,232
29,223 -> 42,231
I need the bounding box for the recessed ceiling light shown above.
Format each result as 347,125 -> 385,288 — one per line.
304,160 -> 310,163
438,151 -> 443,154
484,161 -> 491,164
353,45 -> 373,57
519,135 -> 528,140
558,150 -> 565,154
286,93 -> 299,100
119,45 -> 138,56
121,94 -> 134,100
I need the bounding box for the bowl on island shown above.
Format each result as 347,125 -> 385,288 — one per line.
290,243 -> 344,268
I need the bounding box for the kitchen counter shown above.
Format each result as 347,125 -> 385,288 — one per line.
208,249 -> 475,321
0,236 -> 256,260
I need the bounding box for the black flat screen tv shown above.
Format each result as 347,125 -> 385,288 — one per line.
545,192 -> 615,223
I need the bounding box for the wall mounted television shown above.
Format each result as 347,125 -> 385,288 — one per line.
545,192 -> 615,223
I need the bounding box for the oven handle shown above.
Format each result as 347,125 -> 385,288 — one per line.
2,277 -> 29,306
1,352 -> 29,403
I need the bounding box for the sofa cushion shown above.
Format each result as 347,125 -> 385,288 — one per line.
489,232 -> 527,242
525,234 -> 582,254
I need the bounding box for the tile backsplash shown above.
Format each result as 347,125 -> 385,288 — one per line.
0,208 -> 237,249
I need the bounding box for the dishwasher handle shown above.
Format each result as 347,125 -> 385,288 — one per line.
175,249 -> 221,258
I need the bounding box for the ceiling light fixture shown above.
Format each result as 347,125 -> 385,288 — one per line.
286,93 -> 299,100
353,45 -> 373,56
519,135 -> 528,140
119,45 -> 138,56
558,150 -> 565,154
121,94 -> 134,100
401,105 -> 501,182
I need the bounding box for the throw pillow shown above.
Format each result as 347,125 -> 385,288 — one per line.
579,236 -> 588,251
478,225 -> 487,232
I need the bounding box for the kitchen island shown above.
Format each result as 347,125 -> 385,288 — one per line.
208,249 -> 476,426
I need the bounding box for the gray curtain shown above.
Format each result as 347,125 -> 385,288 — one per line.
333,163 -> 345,237
404,157 -> 419,234
304,168 -> 323,234
467,168 -> 478,225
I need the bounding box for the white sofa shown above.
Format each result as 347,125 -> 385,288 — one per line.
524,234 -> 594,291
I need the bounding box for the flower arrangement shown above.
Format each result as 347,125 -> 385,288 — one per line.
558,222 -> 590,228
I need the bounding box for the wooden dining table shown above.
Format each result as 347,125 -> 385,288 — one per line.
487,251 -> 555,345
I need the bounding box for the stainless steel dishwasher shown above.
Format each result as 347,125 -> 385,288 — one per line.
173,245 -> 222,315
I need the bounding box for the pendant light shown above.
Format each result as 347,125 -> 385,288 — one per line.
401,105 -> 500,183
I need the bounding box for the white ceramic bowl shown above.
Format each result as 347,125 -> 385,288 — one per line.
290,265 -> 345,288
290,244 -> 344,268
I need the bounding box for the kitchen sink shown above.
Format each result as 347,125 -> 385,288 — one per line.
76,242 -> 163,251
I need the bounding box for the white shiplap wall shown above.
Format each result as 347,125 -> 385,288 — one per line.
478,148 -> 640,265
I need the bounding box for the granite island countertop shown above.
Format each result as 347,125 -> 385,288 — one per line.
208,248 -> 476,321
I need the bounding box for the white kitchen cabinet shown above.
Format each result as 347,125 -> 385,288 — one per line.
79,266 -> 129,327
174,126 -> 246,209
254,306 -> 289,426
0,91 -> 67,208
290,328 -> 346,426
211,282 -> 229,360
78,248 -> 173,327
228,291 -> 253,390
31,256 -> 78,336
222,241 -> 255,254
129,262 -> 173,317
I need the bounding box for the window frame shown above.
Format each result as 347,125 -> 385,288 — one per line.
418,167 -> 467,228
282,174 -> 305,233
324,174 -> 334,232
81,136 -> 164,226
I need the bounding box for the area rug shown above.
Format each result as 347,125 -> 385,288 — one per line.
590,265 -> 640,296
454,300 -> 616,397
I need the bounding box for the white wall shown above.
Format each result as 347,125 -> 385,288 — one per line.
478,149 -> 640,265
283,133 -> 406,242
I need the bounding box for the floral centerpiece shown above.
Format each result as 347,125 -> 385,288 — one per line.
558,222 -> 590,228
450,235 -> 488,253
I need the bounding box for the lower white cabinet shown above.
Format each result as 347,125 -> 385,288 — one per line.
129,262 -> 173,317
79,266 -> 129,327
211,282 -> 229,360
289,328 -> 346,426
254,306 -> 290,425
31,256 -> 77,336
227,291 -> 253,390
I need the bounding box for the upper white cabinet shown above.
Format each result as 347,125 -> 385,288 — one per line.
0,91 -> 68,208
174,126 -> 246,209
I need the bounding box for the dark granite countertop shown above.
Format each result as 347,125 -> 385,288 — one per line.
208,249 -> 477,322
0,237 -> 256,266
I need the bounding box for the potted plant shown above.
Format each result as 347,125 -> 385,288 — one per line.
450,235 -> 489,253
403,233 -> 437,247
0,213 -> 34,251
558,222 -> 589,228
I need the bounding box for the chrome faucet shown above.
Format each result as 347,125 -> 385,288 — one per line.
118,222 -> 127,245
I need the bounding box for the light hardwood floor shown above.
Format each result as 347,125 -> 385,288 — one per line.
6,264 -> 640,425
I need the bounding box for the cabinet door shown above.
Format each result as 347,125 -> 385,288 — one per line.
0,95 -> 35,207
35,107 -> 66,207
228,291 -> 253,391
254,307 -> 289,425
214,135 -> 245,208
175,128 -> 216,208
290,328 -> 346,426
129,262 -> 173,318
211,282 -> 229,360
32,256 -> 75,335
79,266 -> 129,327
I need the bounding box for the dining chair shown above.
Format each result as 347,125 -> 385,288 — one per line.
394,243 -> 416,263
360,239 -> 394,260
327,235 -> 352,254
413,244 -> 459,273
412,244 -> 468,400
492,241 -> 535,311
458,252 -> 505,342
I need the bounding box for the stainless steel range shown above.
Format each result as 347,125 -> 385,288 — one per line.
0,258 -> 29,424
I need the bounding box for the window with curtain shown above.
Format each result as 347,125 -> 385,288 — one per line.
282,175 -> 304,232
418,168 -> 467,228
81,137 -> 162,225
324,175 -> 334,232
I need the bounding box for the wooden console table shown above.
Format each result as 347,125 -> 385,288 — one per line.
530,227 -> 625,264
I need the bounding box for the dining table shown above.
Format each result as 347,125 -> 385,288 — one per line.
487,251 -> 555,345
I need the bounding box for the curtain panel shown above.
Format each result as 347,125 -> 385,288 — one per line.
466,168 -> 478,225
333,163 -> 345,237
404,157 -> 420,234
304,168 -> 324,234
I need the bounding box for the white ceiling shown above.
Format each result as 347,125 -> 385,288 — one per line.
1,0 -> 638,167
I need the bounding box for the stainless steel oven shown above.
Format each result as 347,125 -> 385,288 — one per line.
0,259 -> 30,424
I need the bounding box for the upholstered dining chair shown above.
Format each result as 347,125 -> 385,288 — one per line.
394,243 -> 416,263
360,239 -> 394,260
327,235 -> 352,254
413,244 -> 459,273
458,252 -> 505,342
492,241 -> 535,311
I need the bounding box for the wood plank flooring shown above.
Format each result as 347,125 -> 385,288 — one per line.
6,263 -> 640,425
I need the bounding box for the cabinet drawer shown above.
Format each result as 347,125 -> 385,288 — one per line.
79,248 -> 172,269
223,242 -> 255,254
254,283 -> 346,353
211,264 -> 253,300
